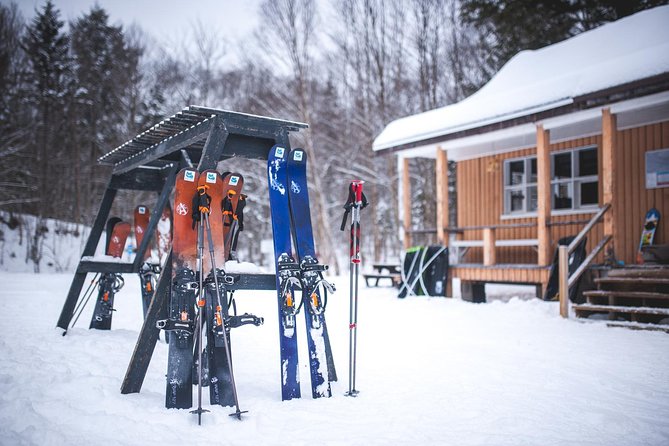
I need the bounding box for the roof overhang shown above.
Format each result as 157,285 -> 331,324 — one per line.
393,88 -> 669,162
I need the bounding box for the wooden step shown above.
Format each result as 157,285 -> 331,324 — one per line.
607,268 -> 669,279
594,277 -> 669,286
573,304 -> 669,316
583,290 -> 669,301
578,319 -> 669,333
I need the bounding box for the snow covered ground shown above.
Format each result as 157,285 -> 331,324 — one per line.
0,272 -> 668,446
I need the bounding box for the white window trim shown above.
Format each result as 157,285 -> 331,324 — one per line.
501,145 -> 599,217
503,156 -> 537,215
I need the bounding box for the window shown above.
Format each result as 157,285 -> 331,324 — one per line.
502,146 -> 598,215
551,147 -> 598,210
503,157 -> 537,214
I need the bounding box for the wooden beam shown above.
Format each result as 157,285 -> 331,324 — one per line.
536,125 -> 552,266
601,108 -> 616,250
435,148 -> 449,245
483,228 -> 496,266
121,252 -> 172,394
402,157 -> 412,250
57,182 -> 117,331
197,116 -> 229,171
132,164 -> 179,272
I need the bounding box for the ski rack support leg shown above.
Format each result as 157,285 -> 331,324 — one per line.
121,252 -> 172,394
132,164 -> 179,271
57,181 -> 117,330
197,116 -> 229,171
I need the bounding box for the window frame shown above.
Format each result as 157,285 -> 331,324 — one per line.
501,145 -> 599,217
502,156 -> 537,215
550,146 -> 599,211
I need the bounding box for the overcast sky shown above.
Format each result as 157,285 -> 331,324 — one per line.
16,0 -> 263,49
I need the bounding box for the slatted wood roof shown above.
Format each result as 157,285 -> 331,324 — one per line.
98,105 -> 308,170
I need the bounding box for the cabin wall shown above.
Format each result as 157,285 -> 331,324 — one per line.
613,120 -> 669,264
455,120 -> 669,265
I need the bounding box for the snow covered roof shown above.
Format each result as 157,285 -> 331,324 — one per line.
373,6 -> 669,152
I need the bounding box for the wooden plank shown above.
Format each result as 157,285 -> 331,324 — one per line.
536,125 -> 551,265
601,109 -> 616,245
595,277 -> 669,286
483,228 -> 496,266
57,183 -> 117,331
402,157 -> 411,249
435,148 -> 448,245
583,290 -> 669,301
197,116 -> 229,170
121,253 -> 172,394
573,304 -> 669,316
132,165 -> 178,271
77,261 -> 135,274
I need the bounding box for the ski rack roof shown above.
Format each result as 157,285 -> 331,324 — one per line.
98,105 -> 308,175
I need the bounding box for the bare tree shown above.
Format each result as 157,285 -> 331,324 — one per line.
258,0 -> 340,272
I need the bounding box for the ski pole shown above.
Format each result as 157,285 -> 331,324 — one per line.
341,180 -> 368,397
203,210 -> 247,419
70,273 -> 101,330
191,186 -> 210,425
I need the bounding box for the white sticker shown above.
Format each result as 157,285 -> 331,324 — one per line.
229,175 -> 239,186
293,151 -> 303,161
206,172 -> 217,184
184,170 -> 196,182
275,147 -> 285,158
138,206 -> 146,214
176,202 -> 188,216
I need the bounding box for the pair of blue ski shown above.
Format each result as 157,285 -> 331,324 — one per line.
268,145 -> 337,400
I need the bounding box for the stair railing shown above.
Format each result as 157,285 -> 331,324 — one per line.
559,203 -> 612,318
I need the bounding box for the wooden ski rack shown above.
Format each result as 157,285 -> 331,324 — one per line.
56,106 -> 308,395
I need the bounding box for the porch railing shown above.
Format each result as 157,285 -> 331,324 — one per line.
558,203 -> 612,317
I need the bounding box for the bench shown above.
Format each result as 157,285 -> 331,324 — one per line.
363,263 -> 402,287
363,273 -> 401,287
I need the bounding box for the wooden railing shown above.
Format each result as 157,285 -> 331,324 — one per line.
558,203 -> 612,318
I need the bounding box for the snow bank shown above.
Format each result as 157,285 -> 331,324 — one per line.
374,6 -> 669,151
0,272 -> 667,445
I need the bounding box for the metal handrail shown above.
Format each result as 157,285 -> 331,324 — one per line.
559,203 -> 612,318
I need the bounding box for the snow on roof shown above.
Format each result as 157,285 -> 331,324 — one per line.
373,6 -> 669,152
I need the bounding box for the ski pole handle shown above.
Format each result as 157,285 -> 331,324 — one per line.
351,180 -> 364,205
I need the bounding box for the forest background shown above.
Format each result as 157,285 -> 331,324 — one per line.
1,0 -> 664,272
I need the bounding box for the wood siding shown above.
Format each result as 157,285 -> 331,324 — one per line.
613,121 -> 669,264
454,121 -> 669,266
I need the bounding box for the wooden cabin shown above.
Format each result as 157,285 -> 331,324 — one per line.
373,7 -> 669,300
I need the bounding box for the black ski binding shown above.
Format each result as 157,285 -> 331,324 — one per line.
227,313 -> 264,328
156,318 -> 195,333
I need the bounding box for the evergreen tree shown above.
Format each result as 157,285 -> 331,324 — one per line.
22,0 -> 73,270
70,6 -> 138,220
460,0 -> 668,71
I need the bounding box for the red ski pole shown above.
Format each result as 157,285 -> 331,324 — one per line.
342,180 -> 367,397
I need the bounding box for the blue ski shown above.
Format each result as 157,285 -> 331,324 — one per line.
267,145 -> 301,400
287,148 -> 337,398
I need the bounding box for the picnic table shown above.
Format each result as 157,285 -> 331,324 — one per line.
363,263 -> 402,287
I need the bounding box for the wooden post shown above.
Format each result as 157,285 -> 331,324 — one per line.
536,125 -> 552,266
558,245 -> 569,318
483,228 -> 496,266
435,148 -> 449,245
402,157 -> 412,250
602,108 -> 616,251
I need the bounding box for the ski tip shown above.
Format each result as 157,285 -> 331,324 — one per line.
229,410 -> 248,420
344,390 -> 360,397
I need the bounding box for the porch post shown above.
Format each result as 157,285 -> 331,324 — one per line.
536,125 -> 552,266
602,108 -> 616,254
435,148 -> 449,245
402,157 -> 412,250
